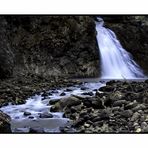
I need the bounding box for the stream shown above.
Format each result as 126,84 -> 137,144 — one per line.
0,80 -> 105,133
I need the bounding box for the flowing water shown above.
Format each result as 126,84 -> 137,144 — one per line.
95,17 -> 145,79
0,82 -> 105,133
0,18 -> 146,133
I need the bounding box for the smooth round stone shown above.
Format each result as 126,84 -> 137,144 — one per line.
24,112 -> 31,116
39,112 -> 53,118
28,116 -> 34,119
60,92 -> 66,96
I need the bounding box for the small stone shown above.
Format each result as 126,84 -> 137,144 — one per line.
131,112 -> 140,122
142,126 -> 148,132
39,112 -> 53,118
113,100 -> 126,107
41,92 -> 48,97
132,104 -> 146,112
133,123 -> 139,127
24,112 -> 31,116
99,86 -> 114,92
49,99 -> 60,105
136,128 -> 141,133
48,92 -> 53,96
60,92 -> 66,96
70,106 -> 77,113
65,88 -> 73,92
51,90 -> 59,93
28,116 -> 34,119
81,87 -> 88,90
84,123 -> 90,128
141,122 -> 147,129
82,92 -> 94,96
120,110 -> 133,118
124,101 -> 138,110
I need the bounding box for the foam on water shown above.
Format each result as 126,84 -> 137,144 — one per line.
95,17 -> 146,79
0,82 -> 104,132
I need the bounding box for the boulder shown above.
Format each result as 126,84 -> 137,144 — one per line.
50,96 -> 81,112
0,111 -> 11,133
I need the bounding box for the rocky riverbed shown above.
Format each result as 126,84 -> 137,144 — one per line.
50,79 -> 148,133
1,77 -> 148,133
0,74 -> 81,133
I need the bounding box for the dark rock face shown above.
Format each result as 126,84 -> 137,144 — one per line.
0,17 -> 14,79
103,16 -> 148,75
0,111 -> 11,133
0,16 -> 99,79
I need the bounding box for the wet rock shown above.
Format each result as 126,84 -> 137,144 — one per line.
39,112 -> 53,118
132,104 -> 146,112
112,100 -> 127,107
135,128 -> 141,133
142,126 -> 148,132
141,122 -> 147,129
106,80 -> 116,85
65,88 -> 73,92
79,111 -> 88,118
99,110 -> 110,120
48,92 -> 53,96
80,87 -> 88,90
60,92 -> 66,96
99,86 -> 115,92
124,100 -> 138,110
28,116 -> 34,119
92,117 -> 101,122
42,96 -> 50,100
143,97 -> 148,104
109,91 -> 125,101
112,106 -> 120,112
51,96 -> 81,112
73,118 -> 85,127
70,106 -> 77,113
51,90 -> 59,93
0,111 -> 11,133
83,97 -> 104,109
41,92 -> 48,97
49,99 -> 60,105
91,98 -> 104,109
104,97 -> 113,107
131,112 -> 140,122
81,92 -> 94,96
24,112 -> 31,116
84,123 -> 90,128
120,110 -> 133,118
93,120 -> 104,126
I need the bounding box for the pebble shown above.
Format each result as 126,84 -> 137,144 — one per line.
131,112 -> 140,121
24,112 -> 31,116
80,87 -> 88,90
124,101 -> 138,110
135,128 -> 141,133
120,110 -> 133,118
112,100 -> 126,107
84,123 -> 90,128
82,92 -> 94,96
60,92 -> 66,96
39,112 -> 53,118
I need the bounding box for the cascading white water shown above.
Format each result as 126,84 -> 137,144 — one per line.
95,17 -> 145,79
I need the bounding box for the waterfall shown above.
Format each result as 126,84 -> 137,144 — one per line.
95,17 -> 145,79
